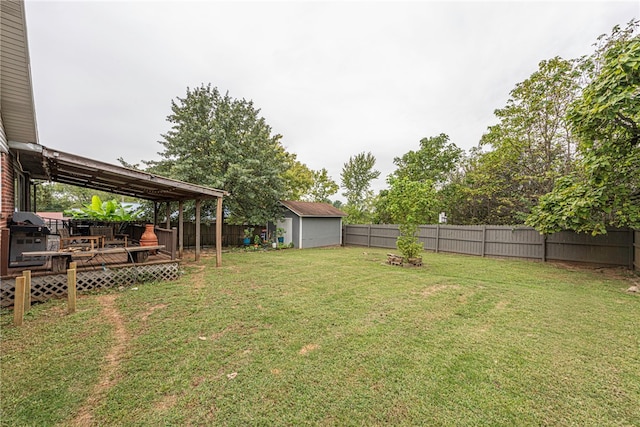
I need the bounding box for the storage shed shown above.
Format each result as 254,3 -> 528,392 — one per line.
274,201 -> 347,249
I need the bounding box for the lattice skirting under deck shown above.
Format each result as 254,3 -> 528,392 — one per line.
1,262 -> 180,308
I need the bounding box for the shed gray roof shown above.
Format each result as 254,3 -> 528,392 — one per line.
281,200 -> 347,217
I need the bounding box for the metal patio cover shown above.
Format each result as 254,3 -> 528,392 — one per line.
9,141 -> 227,202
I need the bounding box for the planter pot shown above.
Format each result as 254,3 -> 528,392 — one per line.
243,237 -> 251,246
140,224 -> 159,254
272,242 -> 277,249
277,237 -> 284,243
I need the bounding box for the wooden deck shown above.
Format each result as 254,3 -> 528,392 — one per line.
4,245 -> 173,279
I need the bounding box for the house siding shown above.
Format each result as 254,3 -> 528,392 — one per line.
0,115 -> 8,153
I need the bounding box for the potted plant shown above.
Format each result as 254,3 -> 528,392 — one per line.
276,227 -> 285,244
243,227 -> 254,246
253,234 -> 261,248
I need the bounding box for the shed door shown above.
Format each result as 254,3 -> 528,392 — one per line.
277,218 -> 293,245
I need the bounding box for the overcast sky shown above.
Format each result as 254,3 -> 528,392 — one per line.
25,0 -> 638,197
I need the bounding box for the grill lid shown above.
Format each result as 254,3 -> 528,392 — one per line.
10,212 -> 50,234
11,211 -> 46,227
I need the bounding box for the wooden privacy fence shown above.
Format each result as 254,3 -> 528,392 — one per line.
171,223 -> 258,248
344,224 -> 636,269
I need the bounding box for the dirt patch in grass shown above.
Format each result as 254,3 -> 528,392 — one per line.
551,261 -> 638,281
494,300 -> 509,310
299,343 -> 319,356
139,304 -> 168,322
71,294 -> 128,426
154,393 -> 178,411
414,284 -> 460,297
186,264 -> 207,289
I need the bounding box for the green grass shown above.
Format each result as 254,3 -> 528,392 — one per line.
2,247 -> 639,426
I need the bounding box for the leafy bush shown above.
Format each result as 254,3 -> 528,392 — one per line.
64,196 -> 142,221
396,224 -> 423,259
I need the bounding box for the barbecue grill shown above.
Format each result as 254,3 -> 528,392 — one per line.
8,212 -> 50,267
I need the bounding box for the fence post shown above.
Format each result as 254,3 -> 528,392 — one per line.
481,226 -> 486,257
13,277 -> 26,326
629,228 -> 634,270
68,262 -> 77,314
542,234 -> 547,262
23,270 -> 31,311
367,225 -> 371,248
435,224 -> 440,253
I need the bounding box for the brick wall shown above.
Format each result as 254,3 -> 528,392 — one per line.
1,152 -> 15,274
1,151 -> 14,226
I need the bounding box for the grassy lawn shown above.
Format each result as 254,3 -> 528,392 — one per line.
2,247 -> 639,426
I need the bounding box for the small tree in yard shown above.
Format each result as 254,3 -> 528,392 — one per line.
387,177 -> 437,262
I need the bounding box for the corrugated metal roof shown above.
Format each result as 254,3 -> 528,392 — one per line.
0,0 -> 38,145
10,141 -> 227,202
281,200 -> 347,217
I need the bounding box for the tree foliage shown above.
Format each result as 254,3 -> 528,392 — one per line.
375,134 -> 461,224
527,20 -> 640,234
386,177 -> 437,259
34,182 -> 138,213
281,154 -> 314,201
308,168 -> 339,203
458,57 -> 583,224
147,84 -> 288,225
341,152 -> 380,223
391,133 -> 462,187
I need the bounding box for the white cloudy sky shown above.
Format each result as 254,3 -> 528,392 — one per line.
24,0 -> 638,196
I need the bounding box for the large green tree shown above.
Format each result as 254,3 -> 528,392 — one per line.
281,159 -> 339,204
375,134 -> 461,224
281,154 -> 314,201
391,133 -> 462,187
308,168 -> 339,203
341,152 -> 380,223
147,84 -> 288,225
453,57 -> 582,225
527,21 -> 640,234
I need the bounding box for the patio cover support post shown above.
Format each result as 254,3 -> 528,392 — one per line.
178,201 -> 184,259
165,202 -> 171,229
195,199 -> 201,262
153,202 -> 158,226
216,196 -> 223,267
